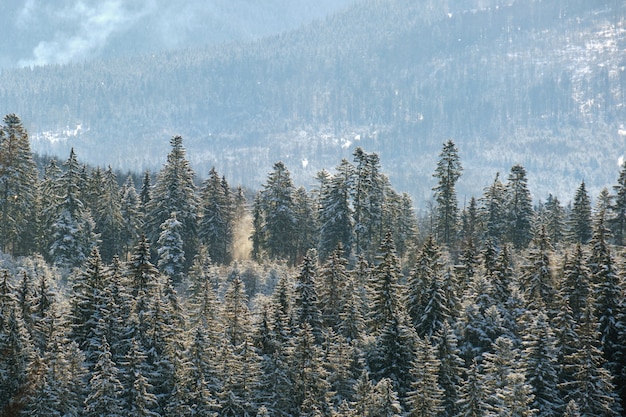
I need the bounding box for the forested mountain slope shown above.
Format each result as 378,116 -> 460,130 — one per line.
0,0 -> 353,69
1,0 -> 625,204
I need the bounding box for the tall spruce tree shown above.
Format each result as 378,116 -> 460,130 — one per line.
253,161 -> 298,263
0,114 -> 39,255
432,140 -> 462,247
559,302 -> 621,416
352,148 -> 385,260
49,149 -> 98,269
609,161 -> 626,245
145,135 -> 198,270
318,160 -> 354,260
481,172 -> 507,243
543,193 -> 566,246
92,166 -> 124,262
588,212 -> 626,407
505,164 -> 534,249
568,181 -> 592,244
198,167 -> 233,265
522,310 -> 563,417
119,176 -> 142,256
156,212 -> 186,285
367,233 -> 418,402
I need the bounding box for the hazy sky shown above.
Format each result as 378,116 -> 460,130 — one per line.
1,0 -> 353,69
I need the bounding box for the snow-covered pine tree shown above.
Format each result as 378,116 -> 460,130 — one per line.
432,140 -> 463,247
405,336 -> 444,417
609,161 -> 626,245
522,310 -> 563,417
49,148 -> 98,269
504,164 -> 534,249
567,181 -> 592,244
0,114 -> 39,256
145,135 -> 198,270
156,211 -> 186,284
84,335 -> 125,417
198,167 -> 234,265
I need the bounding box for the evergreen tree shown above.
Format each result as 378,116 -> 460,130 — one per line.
456,359 -> 488,417
432,140 -> 463,247
481,172 -> 507,243
405,336 -> 444,417
561,243 -> 591,322
49,148 -> 98,269
37,159 -> 63,254
222,277 -> 252,348
505,164 -> 534,249
68,247 -> 107,361
119,176 -> 142,256
217,338 -> 261,417
395,192 -> 419,261
156,211 -> 186,284
254,161 -> 298,263
0,282 -> 36,415
434,322 -> 465,417
522,310 -> 563,417
369,377 -> 403,417
481,336 -> 534,416
139,170 -> 152,219
319,246 -> 350,332
368,235 -> 417,401
543,193 -> 566,246
293,186 -> 319,262
520,225 -> 556,312
145,135 -> 198,269
458,276 -> 505,363
559,302 -> 621,416
122,337 -> 160,417
198,167 -> 233,265
84,336 -> 125,417
294,255 -> 323,343
609,161 -> 626,245
460,196 -> 481,250
288,323 -> 332,416
93,166 -> 124,262
0,113 -> 39,255
588,212 -> 626,403
563,400 -> 581,417
323,330 -> 361,407
406,235 -> 442,332
567,181 -> 592,244
352,147 -> 385,260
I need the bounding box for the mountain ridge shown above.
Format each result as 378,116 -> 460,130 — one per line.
1,0 -> 625,206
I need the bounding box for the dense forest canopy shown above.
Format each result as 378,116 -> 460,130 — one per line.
0,0 -> 625,205
1,114 -> 626,416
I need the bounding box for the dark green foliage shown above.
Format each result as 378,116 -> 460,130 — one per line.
0,114 -> 39,256
198,167 -> 234,265
609,161 -> 626,245
432,140 -> 462,247
568,181 -> 592,244
505,164 -> 533,249
318,160 -> 354,260
352,148 -> 385,260
542,193 -> 566,246
145,136 -> 198,270
481,173 -> 507,243
253,161 -> 298,263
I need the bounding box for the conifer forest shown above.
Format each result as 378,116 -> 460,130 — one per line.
1,113 -> 626,416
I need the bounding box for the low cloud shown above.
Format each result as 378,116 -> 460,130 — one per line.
18,0 -> 152,67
